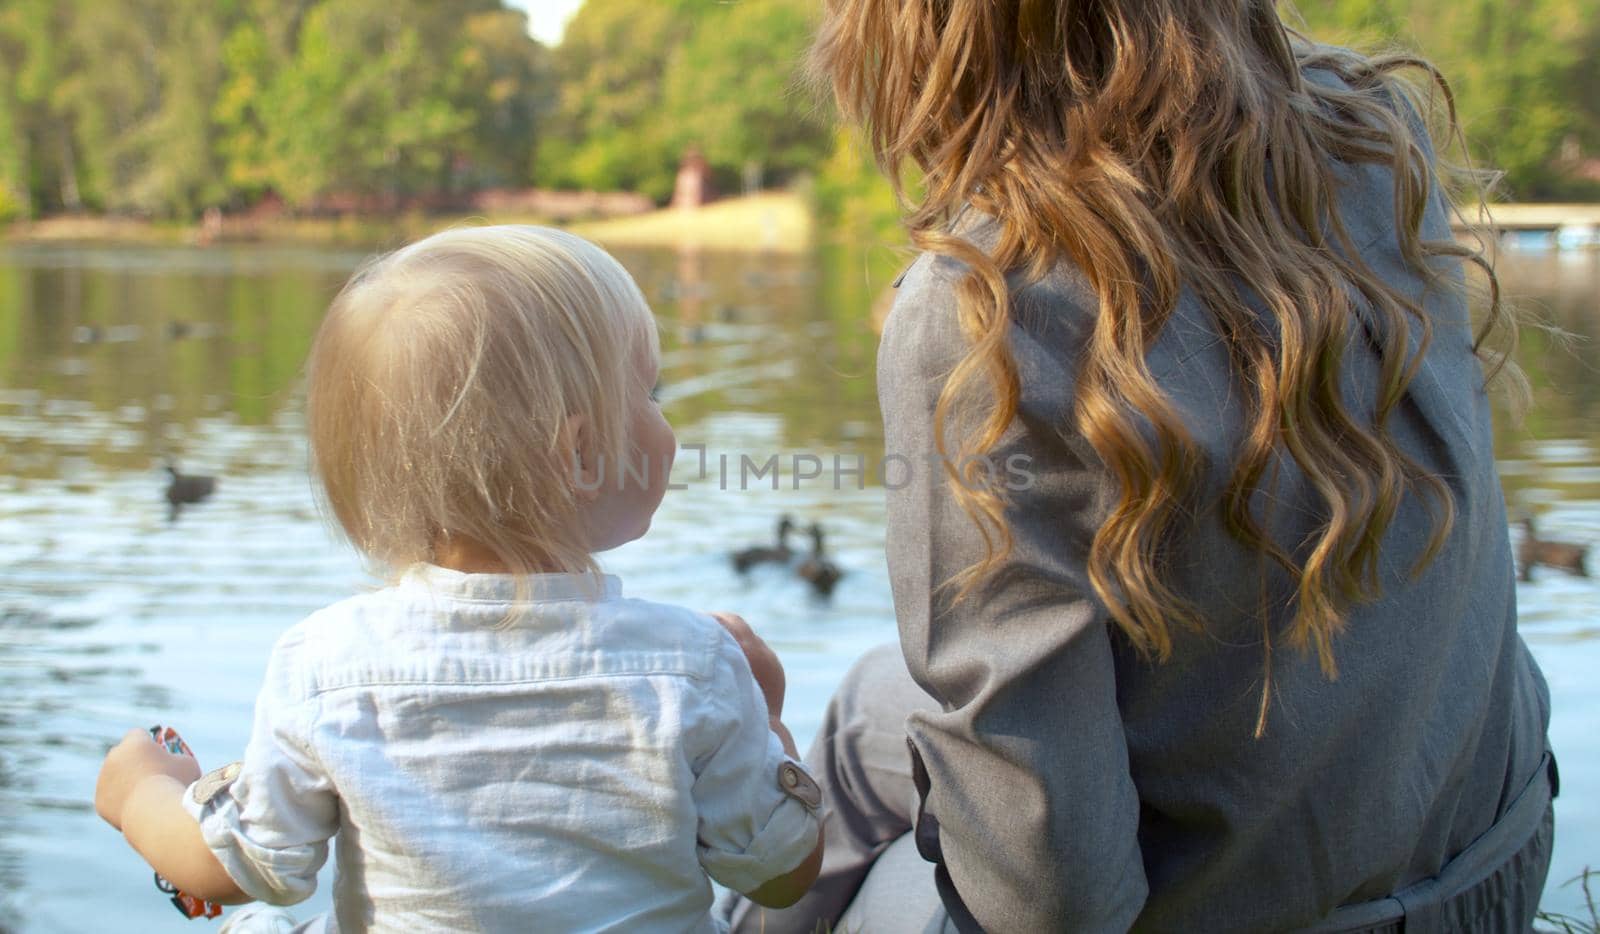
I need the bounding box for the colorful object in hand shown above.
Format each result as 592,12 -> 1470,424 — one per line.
146,725 -> 224,921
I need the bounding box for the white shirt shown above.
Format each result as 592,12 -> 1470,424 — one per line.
183,566 -> 821,933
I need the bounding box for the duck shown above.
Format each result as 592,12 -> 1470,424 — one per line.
797,523 -> 843,598
167,320 -> 222,340
731,515 -> 796,573
165,463 -> 217,521
73,324 -> 143,344
1518,516 -> 1588,582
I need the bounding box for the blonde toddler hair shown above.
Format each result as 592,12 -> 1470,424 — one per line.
306,225 -> 658,577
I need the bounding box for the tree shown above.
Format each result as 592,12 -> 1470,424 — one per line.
535,0 -> 699,200
0,0 -> 73,215
123,0 -> 239,216
450,7 -> 555,190
659,0 -> 831,192
215,0 -> 478,208
56,2 -> 163,214
2,0 -> 1594,219
1293,0 -> 1600,199
0,25 -> 26,220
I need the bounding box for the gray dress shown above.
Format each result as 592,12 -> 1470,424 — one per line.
734,81 -> 1555,933
877,202 -> 1554,928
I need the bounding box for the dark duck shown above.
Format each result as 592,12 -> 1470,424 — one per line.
731,515 -> 796,573
1518,516 -> 1588,581
165,463 -> 217,521
797,522 -> 843,598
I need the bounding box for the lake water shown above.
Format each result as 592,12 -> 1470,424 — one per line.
0,239 -> 1595,930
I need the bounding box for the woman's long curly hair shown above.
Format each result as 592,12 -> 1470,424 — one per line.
811,0 -> 1518,701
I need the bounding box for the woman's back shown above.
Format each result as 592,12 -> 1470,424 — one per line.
879,72 -> 1552,931
1104,84 -> 1550,925
795,2 -> 1559,928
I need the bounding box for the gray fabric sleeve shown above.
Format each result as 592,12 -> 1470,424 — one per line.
877,254 -> 1149,932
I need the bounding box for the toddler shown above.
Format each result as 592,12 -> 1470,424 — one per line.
93,226 -> 824,932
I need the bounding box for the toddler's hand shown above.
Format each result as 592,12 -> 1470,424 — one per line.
95,728 -> 202,832
710,612 -> 786,719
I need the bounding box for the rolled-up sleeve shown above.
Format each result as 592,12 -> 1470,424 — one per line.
686,628 -> 822,896
182,627 -> 337,905
879,253 -> 1148,931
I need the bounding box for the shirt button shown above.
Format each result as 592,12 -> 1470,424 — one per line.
777,761 -> 822,809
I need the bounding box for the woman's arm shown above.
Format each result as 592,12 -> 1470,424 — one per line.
95,729 -> 250,904
879,255 -> 1148,931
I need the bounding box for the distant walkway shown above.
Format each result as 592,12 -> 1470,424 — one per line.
1457,203 -> 1600,232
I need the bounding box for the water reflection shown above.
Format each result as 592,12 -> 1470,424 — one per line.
0,240 -> 1596,928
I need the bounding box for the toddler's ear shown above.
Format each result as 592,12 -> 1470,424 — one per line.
564,414 -> 602,502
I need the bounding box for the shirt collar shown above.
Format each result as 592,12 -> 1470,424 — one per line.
400,564 -> 622,604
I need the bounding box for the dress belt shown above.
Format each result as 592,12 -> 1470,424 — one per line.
1297,748 -> 1558,934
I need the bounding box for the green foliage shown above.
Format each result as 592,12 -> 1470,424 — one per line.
56,3 -> 161,214
0,0 -> 549,219
0,0 -> 65,214
222,0 -> 477,206
812,128 -> 904,244
534,0 -> 698,201
1292,0 -> 1600,199
0,52 -> 22,221
659,0 -> 830,190
454,9 -> 556,188
126,0 -> 234,216
0,0 -> 1596,221
537,0 -> 832,203
814,0 -> 1600,231
213,19 -> 278,198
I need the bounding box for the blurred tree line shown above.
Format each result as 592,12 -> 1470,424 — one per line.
532,0 -> 830,202
1292,0 -> 1600,200
0,0 -> 553,221
0,0 -> 1595,224
0,0 -> 833,222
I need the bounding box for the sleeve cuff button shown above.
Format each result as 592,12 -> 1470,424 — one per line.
190,761 -> 242,807
777,760 -> 822,810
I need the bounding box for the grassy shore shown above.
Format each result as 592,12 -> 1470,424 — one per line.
4,214 -> 199,245
566,191 -> 812,254
1,191 -> 814,253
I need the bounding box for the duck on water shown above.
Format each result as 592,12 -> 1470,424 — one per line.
731,515 -> 796,574
165,463 -> 217,522
797,523 -> 843,599
1518,516 -> 1588,581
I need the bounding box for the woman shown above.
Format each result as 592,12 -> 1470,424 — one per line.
731,1 -> 1555,931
